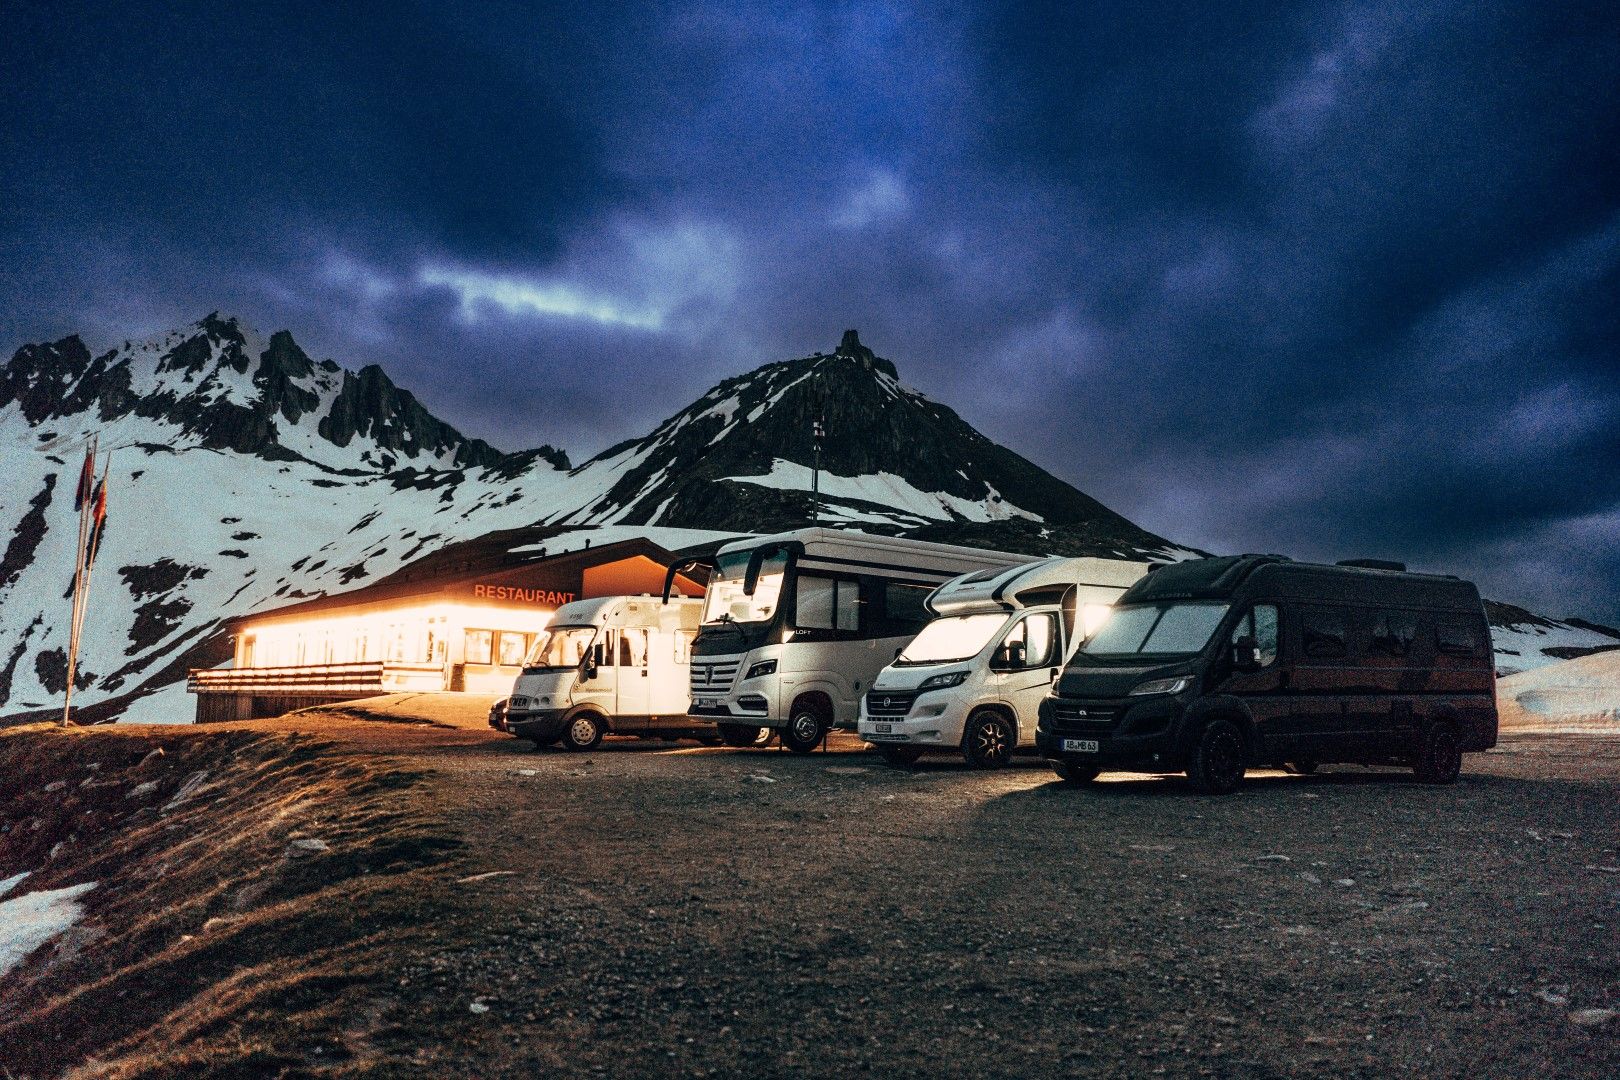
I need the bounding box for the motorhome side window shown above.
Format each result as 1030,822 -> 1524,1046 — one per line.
796,575 -> 859,632
884,581 -> 932,631
1300,608 -> 1347,659
1371,612 -> 1419,657
1435,622 -> 1482,656
622,627 -> 649,668
996,612 -> 1059,669
1230,604 -> 1278,665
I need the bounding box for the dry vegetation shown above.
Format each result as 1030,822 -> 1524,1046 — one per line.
0,724 -> 459,1078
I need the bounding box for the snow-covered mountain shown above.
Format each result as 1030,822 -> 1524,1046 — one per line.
1,317 -> 1614,722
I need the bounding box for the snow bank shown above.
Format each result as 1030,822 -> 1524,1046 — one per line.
0,880 -> 97,979
1496,651 -> 1620,734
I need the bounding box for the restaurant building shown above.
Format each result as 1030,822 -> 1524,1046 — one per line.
187,533 -> 712,722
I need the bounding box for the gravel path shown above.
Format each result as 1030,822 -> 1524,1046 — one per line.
311,716 -> 1620,1078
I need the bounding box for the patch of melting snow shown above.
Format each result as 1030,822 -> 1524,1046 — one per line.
0,880 -> 98,978
1,872 -> 31,899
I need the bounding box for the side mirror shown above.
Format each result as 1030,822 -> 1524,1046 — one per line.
1007,640 -> 1027,668
743,544 -> 774,597
1231,635 -> 1261,672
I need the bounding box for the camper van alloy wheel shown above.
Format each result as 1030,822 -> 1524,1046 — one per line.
1187,718 -> 1246,795
963,711 -> 1013,769
718,723 -> 765,748
1414,724 -> 1462,784
563,712 -> 605,752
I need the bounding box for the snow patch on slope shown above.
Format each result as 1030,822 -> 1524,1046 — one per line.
0,880 -> 97,979
726,458 -> 1045,525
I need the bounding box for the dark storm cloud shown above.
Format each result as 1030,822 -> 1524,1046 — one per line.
2,1 -> 1618,619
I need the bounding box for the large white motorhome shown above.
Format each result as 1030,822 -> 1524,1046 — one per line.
504,595 -> 711,750
858,557 -> 1149,767
669,529 -> 1031,753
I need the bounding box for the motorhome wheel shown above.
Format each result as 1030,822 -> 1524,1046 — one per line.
562,712 -> 605,752
1054,762 -> 1100,785
718,723 -> 765,748
1187,718 -> 1246,795
1413,724 -> 1462,784
962,711 -> 1014,769
782,702 -> 829,754
877,745 -> 923,768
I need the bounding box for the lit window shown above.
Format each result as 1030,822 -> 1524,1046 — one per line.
465,629 -> 494,665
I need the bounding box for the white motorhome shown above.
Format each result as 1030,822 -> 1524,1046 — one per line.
859,557 -> 1149,767
671,529 -> 1030,753
504,595 -> 710,750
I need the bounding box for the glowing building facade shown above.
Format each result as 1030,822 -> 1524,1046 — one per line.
188,536 -> 709,722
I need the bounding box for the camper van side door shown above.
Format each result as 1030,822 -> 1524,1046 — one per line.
991,612 -> 1062,742
1223,604 -> 1289,748
615,627 -> 652,727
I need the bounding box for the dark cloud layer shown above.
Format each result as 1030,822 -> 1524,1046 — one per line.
3,1 -> 1617,619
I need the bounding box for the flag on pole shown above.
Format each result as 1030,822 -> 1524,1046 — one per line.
73,447 -> 95,511
87,475 -> 109,568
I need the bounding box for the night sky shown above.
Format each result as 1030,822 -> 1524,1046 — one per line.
3,2 -> 1618,621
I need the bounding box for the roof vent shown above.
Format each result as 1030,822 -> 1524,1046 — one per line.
1337,559 -> 1406,572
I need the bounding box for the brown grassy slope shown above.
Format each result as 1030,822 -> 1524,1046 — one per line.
0,725 -> 460,1078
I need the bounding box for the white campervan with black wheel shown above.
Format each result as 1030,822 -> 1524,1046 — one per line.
504,595 -> 707,750
859,556 -> 1149,767
670,529 -> 1029,753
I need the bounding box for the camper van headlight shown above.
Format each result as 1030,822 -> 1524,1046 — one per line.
745,660 -> 778,680
917,670 -> 970,694
1129,675 -> 1193,697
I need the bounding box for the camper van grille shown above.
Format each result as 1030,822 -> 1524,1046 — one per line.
865,690 -> 918,719
690,660 -> 740,694
1048,700 -> 1120,733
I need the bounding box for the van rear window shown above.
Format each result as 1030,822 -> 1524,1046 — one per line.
1435,623 -> 1482,656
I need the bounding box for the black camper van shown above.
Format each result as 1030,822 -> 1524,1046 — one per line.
1036,556 -> 1497,794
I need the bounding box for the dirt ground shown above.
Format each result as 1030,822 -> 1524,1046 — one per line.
3,702 -> 1618,1078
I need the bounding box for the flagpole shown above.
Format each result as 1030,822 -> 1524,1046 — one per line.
63,435 -> 96,726
68,452 -> 110,721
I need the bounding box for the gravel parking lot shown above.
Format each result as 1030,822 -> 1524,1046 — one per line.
5,707 -> 1617,1078
393,724 -> 1620,1078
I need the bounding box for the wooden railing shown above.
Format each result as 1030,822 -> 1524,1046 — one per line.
188,662 -> 446,694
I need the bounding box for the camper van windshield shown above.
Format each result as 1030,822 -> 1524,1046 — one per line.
898,613 -> 1008,665
1080,603 -> 1229,658
524,626 -> 597,669
701,550 -> 788,625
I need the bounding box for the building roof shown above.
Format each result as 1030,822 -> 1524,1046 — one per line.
236,528 -> 737,628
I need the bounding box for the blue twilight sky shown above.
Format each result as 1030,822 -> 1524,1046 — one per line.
2,1 -> 1618,620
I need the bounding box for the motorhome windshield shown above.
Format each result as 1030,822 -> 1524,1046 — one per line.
701,549 -> 788,625
1080,603 -> 1229,657
524,626 -> 597,669
897,613 -> 1008,665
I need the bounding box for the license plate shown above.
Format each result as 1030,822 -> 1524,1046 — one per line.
874,723 -> 893,734
694,697 -> 720,709
1062,738 -> 1099,753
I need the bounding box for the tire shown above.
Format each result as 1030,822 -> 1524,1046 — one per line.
718,723 -> 764,748
1054,762 -> 1100,785
961,711 -> 1015,769
1413,724 -> 1462,784
561,711 -> 605,752
782,699 -> 830,755
878,745 -> 923,768
1186,718 -> 1247,795
1285,760 -> 1318,775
